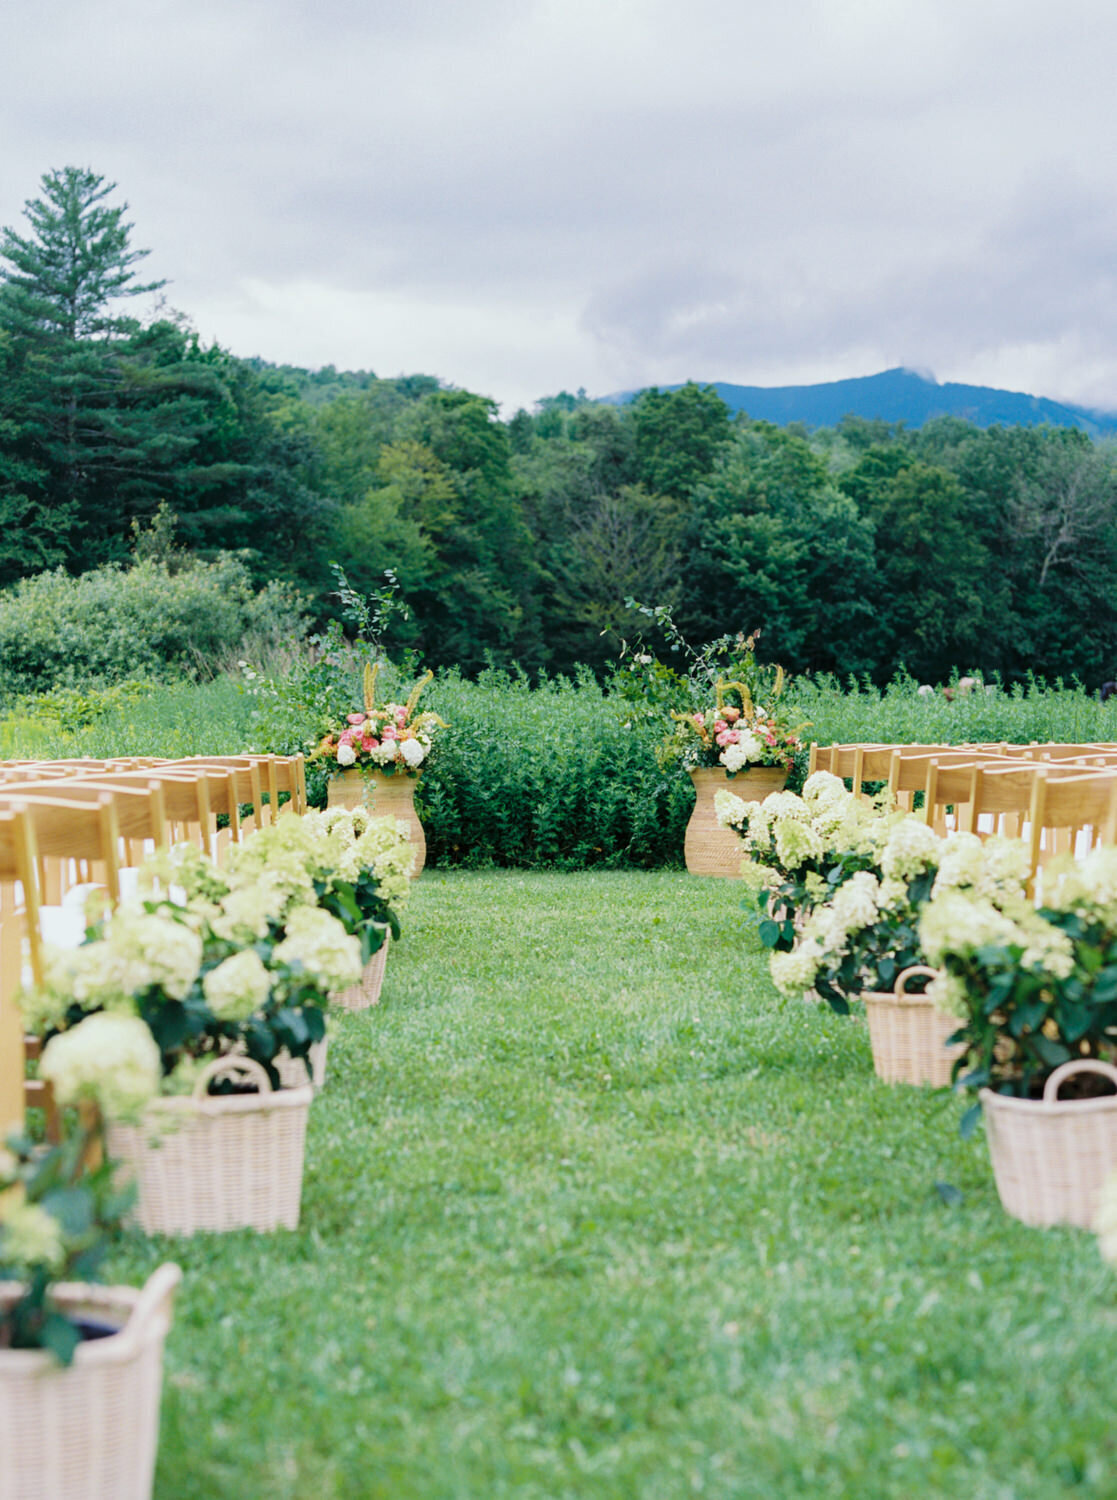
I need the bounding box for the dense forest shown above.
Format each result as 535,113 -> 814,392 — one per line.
3,167 -> 1116,687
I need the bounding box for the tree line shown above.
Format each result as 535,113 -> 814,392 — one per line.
3,166 -> 1116,687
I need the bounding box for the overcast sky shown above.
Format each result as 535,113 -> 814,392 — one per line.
2,0 -> 1116,413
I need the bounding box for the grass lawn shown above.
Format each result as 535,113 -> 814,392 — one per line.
111,871 -> 1116,1499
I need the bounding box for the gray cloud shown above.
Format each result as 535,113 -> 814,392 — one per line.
2,0 -> 1116,410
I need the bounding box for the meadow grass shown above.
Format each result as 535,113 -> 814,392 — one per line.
107,871 -> 1115,1499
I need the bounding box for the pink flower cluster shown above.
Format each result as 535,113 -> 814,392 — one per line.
337,704 -> 409,755
712,705 -> 743,746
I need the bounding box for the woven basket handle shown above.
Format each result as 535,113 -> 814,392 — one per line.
1042,1058 -> 1117,1103
191,1054 -> 274,1099
895,965 -> 940,997
115,1262 -> 183,1357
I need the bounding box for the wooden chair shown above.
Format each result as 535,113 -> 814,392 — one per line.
1028,769 -> 1117,895
0,780 -> 168,898
0,796 -> 123,1136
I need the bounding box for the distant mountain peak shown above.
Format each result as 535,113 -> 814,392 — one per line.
601,368 -> 1117,436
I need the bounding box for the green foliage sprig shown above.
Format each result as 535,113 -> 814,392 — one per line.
0,1123 -> 135,1365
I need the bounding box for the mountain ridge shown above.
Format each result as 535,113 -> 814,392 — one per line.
600,367 -> 1117,436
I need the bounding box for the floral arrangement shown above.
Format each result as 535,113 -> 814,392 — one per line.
310,664 -> 446,777
662,671 -> 805,775
1,1117 -> 137,1363
21,885 -> 360,1105
919,844 -> 1117,1104
769,825 -> 1028,1015
716,771 -> 896,949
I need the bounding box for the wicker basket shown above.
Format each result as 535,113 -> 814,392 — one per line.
106,1057 -> 313,1235
981,1059 -> 1117,1228
863,965 -> 965,1088
334,936 -> 390,1011
327,769 -> 426,874
684,766 -> 788,877
0,1264 -> 181,1500
275,1037 -> 329,1089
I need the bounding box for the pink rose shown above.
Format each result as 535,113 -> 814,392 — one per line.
361,737 -> 374,752
339,730 -> 355,747
715,730 -> 733,746
347,713 -> 366,726
713,719 -> 728,734
382,725 -> 397,740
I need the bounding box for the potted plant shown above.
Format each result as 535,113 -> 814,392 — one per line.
666,682 -> 806,879
716,769 -> 894,947
920,844 -> 1117,1227
1,1103 -> 181,1500
309,664 -> 446,873
769,825 -> 1027,1086
22,877 -> 362,1235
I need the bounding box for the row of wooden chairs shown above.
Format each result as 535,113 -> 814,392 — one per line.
808,742 -> 1117,891
0,754 -> 307,1137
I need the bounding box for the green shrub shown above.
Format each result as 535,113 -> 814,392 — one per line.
0,557 -> 309,703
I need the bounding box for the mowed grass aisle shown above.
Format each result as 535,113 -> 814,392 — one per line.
113,872 -> 1115,1499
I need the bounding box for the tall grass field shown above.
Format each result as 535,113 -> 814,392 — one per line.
4,670 -> 1116,869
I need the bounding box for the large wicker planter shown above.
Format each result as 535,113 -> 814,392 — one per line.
105,1057 -> 313,1235
980,1059 -> 1117,1228
0,1263 -> 181,1500
335,935 -> 390,1011
863,965 -> 964,1088
328,768 -> 426,874
684,766 -> 788,877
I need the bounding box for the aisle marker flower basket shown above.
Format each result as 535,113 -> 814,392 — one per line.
980,1059 -> 1117,1229
316,663 -> 446,875
863,965 -> 965,1089
106,1057 -> 312,1235
0,1263 -> 181,1500
335,934 -> 390,1011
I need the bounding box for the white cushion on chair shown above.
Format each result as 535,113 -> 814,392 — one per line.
38,905 -> 87,949
61,882 -> 107,913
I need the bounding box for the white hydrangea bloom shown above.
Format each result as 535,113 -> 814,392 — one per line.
926,971 -> 971,1021
336,742 -> 357,767
769,939 -> 825,998
108,906 -> 203,1000
880,817 -> 943,882
932,832 -> 988,894
203,950 -> 273,1021
774,817 -> 824,871
763,792 -> 812,824
829,870 -> 881,935
212,883 -> 288,943
714,789 -> 749,832
802,771 -> 847,805
399,736 -> 427,768
40,1012 -> 162,1120
273,906 -> 362,995
740,859 -> 774,892
0,1201 -> 65,1271
982,837 -> 1030,895
720,740 -> 751,773
1044,847 -> 1117,928
920,890 -> 1040,966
